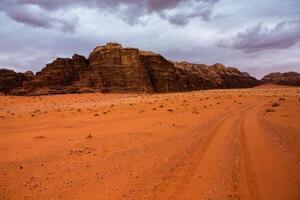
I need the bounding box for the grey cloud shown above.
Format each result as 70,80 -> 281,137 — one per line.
220,21 -> 300,53
96,0 -> 220,25
160,0 -> 217,25
6,0 -> 219,26
0,0 -> 78,32
6,7 -> 78,32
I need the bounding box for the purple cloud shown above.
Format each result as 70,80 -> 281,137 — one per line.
221,21 -> 300,53
6,6 -> 77,32
1,0 -> 219,29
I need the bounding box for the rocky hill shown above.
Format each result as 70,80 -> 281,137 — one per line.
262,72 -> 300,86
0,42 -> 260,95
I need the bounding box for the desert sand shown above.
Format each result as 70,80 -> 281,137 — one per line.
0,86 -> 300,200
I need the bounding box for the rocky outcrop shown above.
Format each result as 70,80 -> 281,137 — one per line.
262,72 -> 300,86
0,42 -> 260,95
173,62 -> 258,89
0,69 -> 27,94
88,43 -> 154,93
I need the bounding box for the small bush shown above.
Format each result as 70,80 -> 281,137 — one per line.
272,102 -> 280,107
86,134 -> 92,139
265,108 -> 275,113
34,136 -> 45,139
192,107 -> 199,114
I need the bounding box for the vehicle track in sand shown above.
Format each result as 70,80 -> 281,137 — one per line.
122,104 -> 297,200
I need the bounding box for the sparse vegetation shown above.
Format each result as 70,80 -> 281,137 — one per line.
192,107 -> 199,114
34,136 -> 45,139
265,108 -> 275,113
86,134 -> 93,139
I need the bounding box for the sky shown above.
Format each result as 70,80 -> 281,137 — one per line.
0,0 -> 300,78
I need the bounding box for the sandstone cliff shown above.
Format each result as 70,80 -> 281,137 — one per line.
262,72 -> 300,86
0,42 -> 259,95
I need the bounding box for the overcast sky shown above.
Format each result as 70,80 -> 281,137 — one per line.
0,0 -> 300,78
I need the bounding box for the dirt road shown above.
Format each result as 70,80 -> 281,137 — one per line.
0,87 -> 300,199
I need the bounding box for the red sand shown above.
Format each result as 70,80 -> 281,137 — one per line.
1,87 -> 300,199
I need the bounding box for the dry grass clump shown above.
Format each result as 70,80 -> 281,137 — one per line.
192,108 -> 199,114
34,136 -> 45,139
167,109 -> 173,112
265,108 -> 275,113
86,134 -> 93,139
272,102 -> 280,107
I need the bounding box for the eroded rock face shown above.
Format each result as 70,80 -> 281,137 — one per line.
262,72 -> 300,86
88,44 -> 153,92
174,62 -> 258,89
14,54 -> 90,95
0,42 -> 260,95
0,69 -> 27,94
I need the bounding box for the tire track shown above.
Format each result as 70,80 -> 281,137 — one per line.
238,107 -> 261,200
165,105 -> 256,200
122,107 -> 243,199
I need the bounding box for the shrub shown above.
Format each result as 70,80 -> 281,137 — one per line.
86,134 -> 92,139
265,108 -> 275,113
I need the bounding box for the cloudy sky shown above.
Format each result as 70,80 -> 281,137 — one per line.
0,0 -> 300,78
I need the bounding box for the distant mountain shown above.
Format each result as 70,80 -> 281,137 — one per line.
262,72 -> 300,86
0,42 -> 260,95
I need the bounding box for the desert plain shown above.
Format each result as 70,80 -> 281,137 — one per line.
0,85 -> 300,200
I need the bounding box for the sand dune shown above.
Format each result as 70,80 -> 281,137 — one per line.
0,87 -> 300,199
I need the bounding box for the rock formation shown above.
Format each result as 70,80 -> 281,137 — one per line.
262,72 -> 300,86
0,42 -> 260,95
